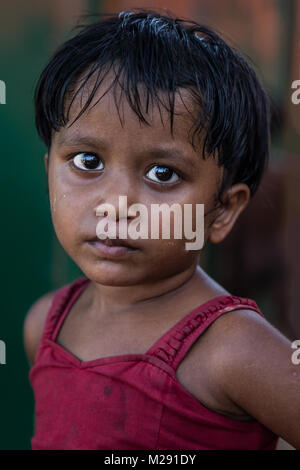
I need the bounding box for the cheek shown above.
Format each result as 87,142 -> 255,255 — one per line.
48,162 -> 86,237
140,198 -> 207,252
144,206 -> 200,260
48,177 -> 83,250
51,195 -> 77,249
143,237 -> 197,281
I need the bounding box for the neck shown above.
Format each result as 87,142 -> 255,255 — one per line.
86,262 -> 209,318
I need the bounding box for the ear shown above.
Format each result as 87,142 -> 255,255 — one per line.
44,153 -> 49,174
208,183 -> 250,244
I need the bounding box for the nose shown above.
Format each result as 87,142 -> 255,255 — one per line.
93,167 -> 138,222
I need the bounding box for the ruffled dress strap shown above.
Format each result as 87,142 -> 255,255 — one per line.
35,277 -> 90,358
146,295 -> 263,371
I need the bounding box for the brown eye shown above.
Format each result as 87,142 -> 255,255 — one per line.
146,165 -> 179,184
72,153 -> 104,171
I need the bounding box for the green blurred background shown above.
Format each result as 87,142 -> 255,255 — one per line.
0,0 -> 299,449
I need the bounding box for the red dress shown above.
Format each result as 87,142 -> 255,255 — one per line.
29,277 -> 279,450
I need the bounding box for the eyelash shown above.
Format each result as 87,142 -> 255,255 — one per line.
67,152 -> 184,185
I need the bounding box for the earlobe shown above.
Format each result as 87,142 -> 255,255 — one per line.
208,184 -> 250,244
44,153 -> 49,174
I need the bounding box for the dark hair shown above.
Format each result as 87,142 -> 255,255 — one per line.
34,8 -> 271,202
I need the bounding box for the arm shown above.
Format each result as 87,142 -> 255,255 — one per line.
210,309 -> 300,449
23,290 -> 57,367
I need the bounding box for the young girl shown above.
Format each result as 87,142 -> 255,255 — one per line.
23,9 -> 300,450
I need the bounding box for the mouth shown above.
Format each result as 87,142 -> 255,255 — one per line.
89,235 -> 137,248
86,236 -> 139,259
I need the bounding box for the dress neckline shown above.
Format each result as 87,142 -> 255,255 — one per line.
47,277 -> 258,368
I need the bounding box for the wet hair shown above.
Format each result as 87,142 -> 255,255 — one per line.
34,8 -> 271,203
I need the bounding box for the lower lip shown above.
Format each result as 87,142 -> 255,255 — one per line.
87,240 -> 138,259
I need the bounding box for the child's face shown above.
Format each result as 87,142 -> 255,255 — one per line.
46,79 -> 225,286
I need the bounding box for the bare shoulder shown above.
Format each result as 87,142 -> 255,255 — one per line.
206,308 -> 300,448
207,306 -> 292,356
204,307 -> 292,378
23,289 -> 58,367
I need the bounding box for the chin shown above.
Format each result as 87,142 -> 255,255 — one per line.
80,262 -> 147,287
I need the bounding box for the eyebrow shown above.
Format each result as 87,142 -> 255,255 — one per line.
56,134 -> 198,169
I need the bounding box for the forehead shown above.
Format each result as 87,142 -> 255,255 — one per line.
53,70 -> 200,152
